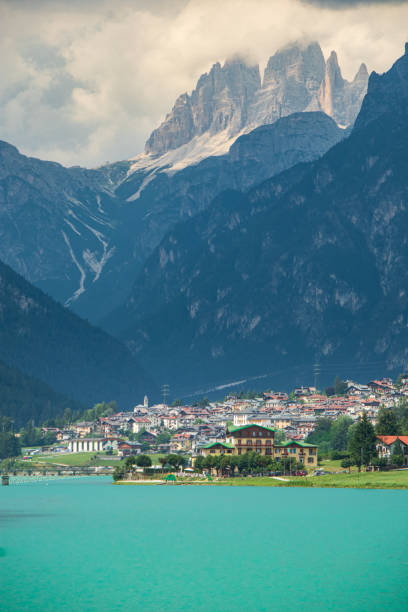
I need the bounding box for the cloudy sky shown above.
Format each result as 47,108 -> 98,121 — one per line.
1,0 -> 407,167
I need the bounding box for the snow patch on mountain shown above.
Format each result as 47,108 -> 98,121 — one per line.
124,41 -> 368,200
62,230 -> 86,305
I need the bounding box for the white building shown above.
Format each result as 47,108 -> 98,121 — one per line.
68,438 -> 118,453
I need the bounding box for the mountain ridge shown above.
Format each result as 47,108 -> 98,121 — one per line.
142,40 -> 367,166
0,257 -> 156,409
108,44 -> 408,391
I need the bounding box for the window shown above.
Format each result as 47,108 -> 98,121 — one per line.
275,448 -> 280,454
256,448 -> 261,453
238,448 -> 242,455
266,448 -> 271,455
210,450 -> 215,454
247,440 -> 252,446
253,431 -> 256,437
266,439 -> 271,445
238,439 -> 241,445
308,457 -> 314,463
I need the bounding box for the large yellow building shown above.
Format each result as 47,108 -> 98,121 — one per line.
226,424 -> 275,456
200,424 -> 318,467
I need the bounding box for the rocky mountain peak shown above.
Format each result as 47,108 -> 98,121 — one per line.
142,41 -> 368,163
326,51 -> 343,87
354,63 -> 369,82
145,58 -> 260,156
319,51 -> 369,127
262,40 -> 326,88
355,42 -> 408,131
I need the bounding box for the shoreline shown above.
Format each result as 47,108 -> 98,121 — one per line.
113,472 -> 408,490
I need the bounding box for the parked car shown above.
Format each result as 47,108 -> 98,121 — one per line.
295,470 -> 307,476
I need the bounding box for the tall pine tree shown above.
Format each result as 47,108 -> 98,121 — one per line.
349,412 -> 377,467
376,408 -> 399,435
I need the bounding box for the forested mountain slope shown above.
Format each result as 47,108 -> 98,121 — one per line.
110,45 -> 408,392
0,259 -> 155,408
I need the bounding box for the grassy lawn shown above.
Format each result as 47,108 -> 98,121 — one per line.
319,459 -> 347,472
304,469 -> 408,489
116,470 -> 408,489
207,470 -> 408,489
22,452 -> 167,468
22,452 -> 121,467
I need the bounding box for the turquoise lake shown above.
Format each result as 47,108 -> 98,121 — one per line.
1,477 -> 407,611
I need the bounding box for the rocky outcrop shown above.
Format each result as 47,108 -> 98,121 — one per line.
145,59 -> 261,155
247,41 -> 325,127
319,51 -> 368,127
144,41 -> 368,159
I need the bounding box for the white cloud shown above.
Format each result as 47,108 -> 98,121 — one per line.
0,0 -> 407,167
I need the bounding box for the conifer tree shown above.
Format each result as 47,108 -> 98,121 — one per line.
348,412 -> 377,468
376,408 -> 399,435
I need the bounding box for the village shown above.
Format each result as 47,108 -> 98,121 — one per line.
26,375 -> 408,470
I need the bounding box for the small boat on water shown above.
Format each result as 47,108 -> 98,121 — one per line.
1,475 -> 9,486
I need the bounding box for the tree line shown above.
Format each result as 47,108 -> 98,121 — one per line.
194,451 -> 305,476
307,405 -> 408,468
113,453 -> 188,481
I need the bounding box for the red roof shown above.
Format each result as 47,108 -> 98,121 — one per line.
376,435 -> 408,446
377,435 -> 398,445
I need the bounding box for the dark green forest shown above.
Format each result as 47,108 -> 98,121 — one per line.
0,359 -> 84,427
0,259 -> 156,415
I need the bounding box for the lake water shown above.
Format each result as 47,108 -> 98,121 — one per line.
1,477 -> 407,611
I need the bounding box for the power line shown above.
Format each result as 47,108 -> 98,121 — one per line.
162,384 -> 170,406
313,361 -> 321,390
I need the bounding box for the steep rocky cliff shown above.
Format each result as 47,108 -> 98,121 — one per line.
142,41 -> 367,165
0,140 -> 130,310
319,51 -> 368,127
145,60 -> 261,155
111,45 -> 408,392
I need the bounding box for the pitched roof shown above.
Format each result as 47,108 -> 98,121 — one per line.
227,424 -> 276,434
377,435 -> 408,446
201,442 -> 235,449
376,435 -> 398,445
275,439 -> 317,448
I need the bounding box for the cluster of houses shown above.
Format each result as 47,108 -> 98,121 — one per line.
39,377 -> 408,465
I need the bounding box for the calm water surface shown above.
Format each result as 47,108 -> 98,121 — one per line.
1,477 -> 407,611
